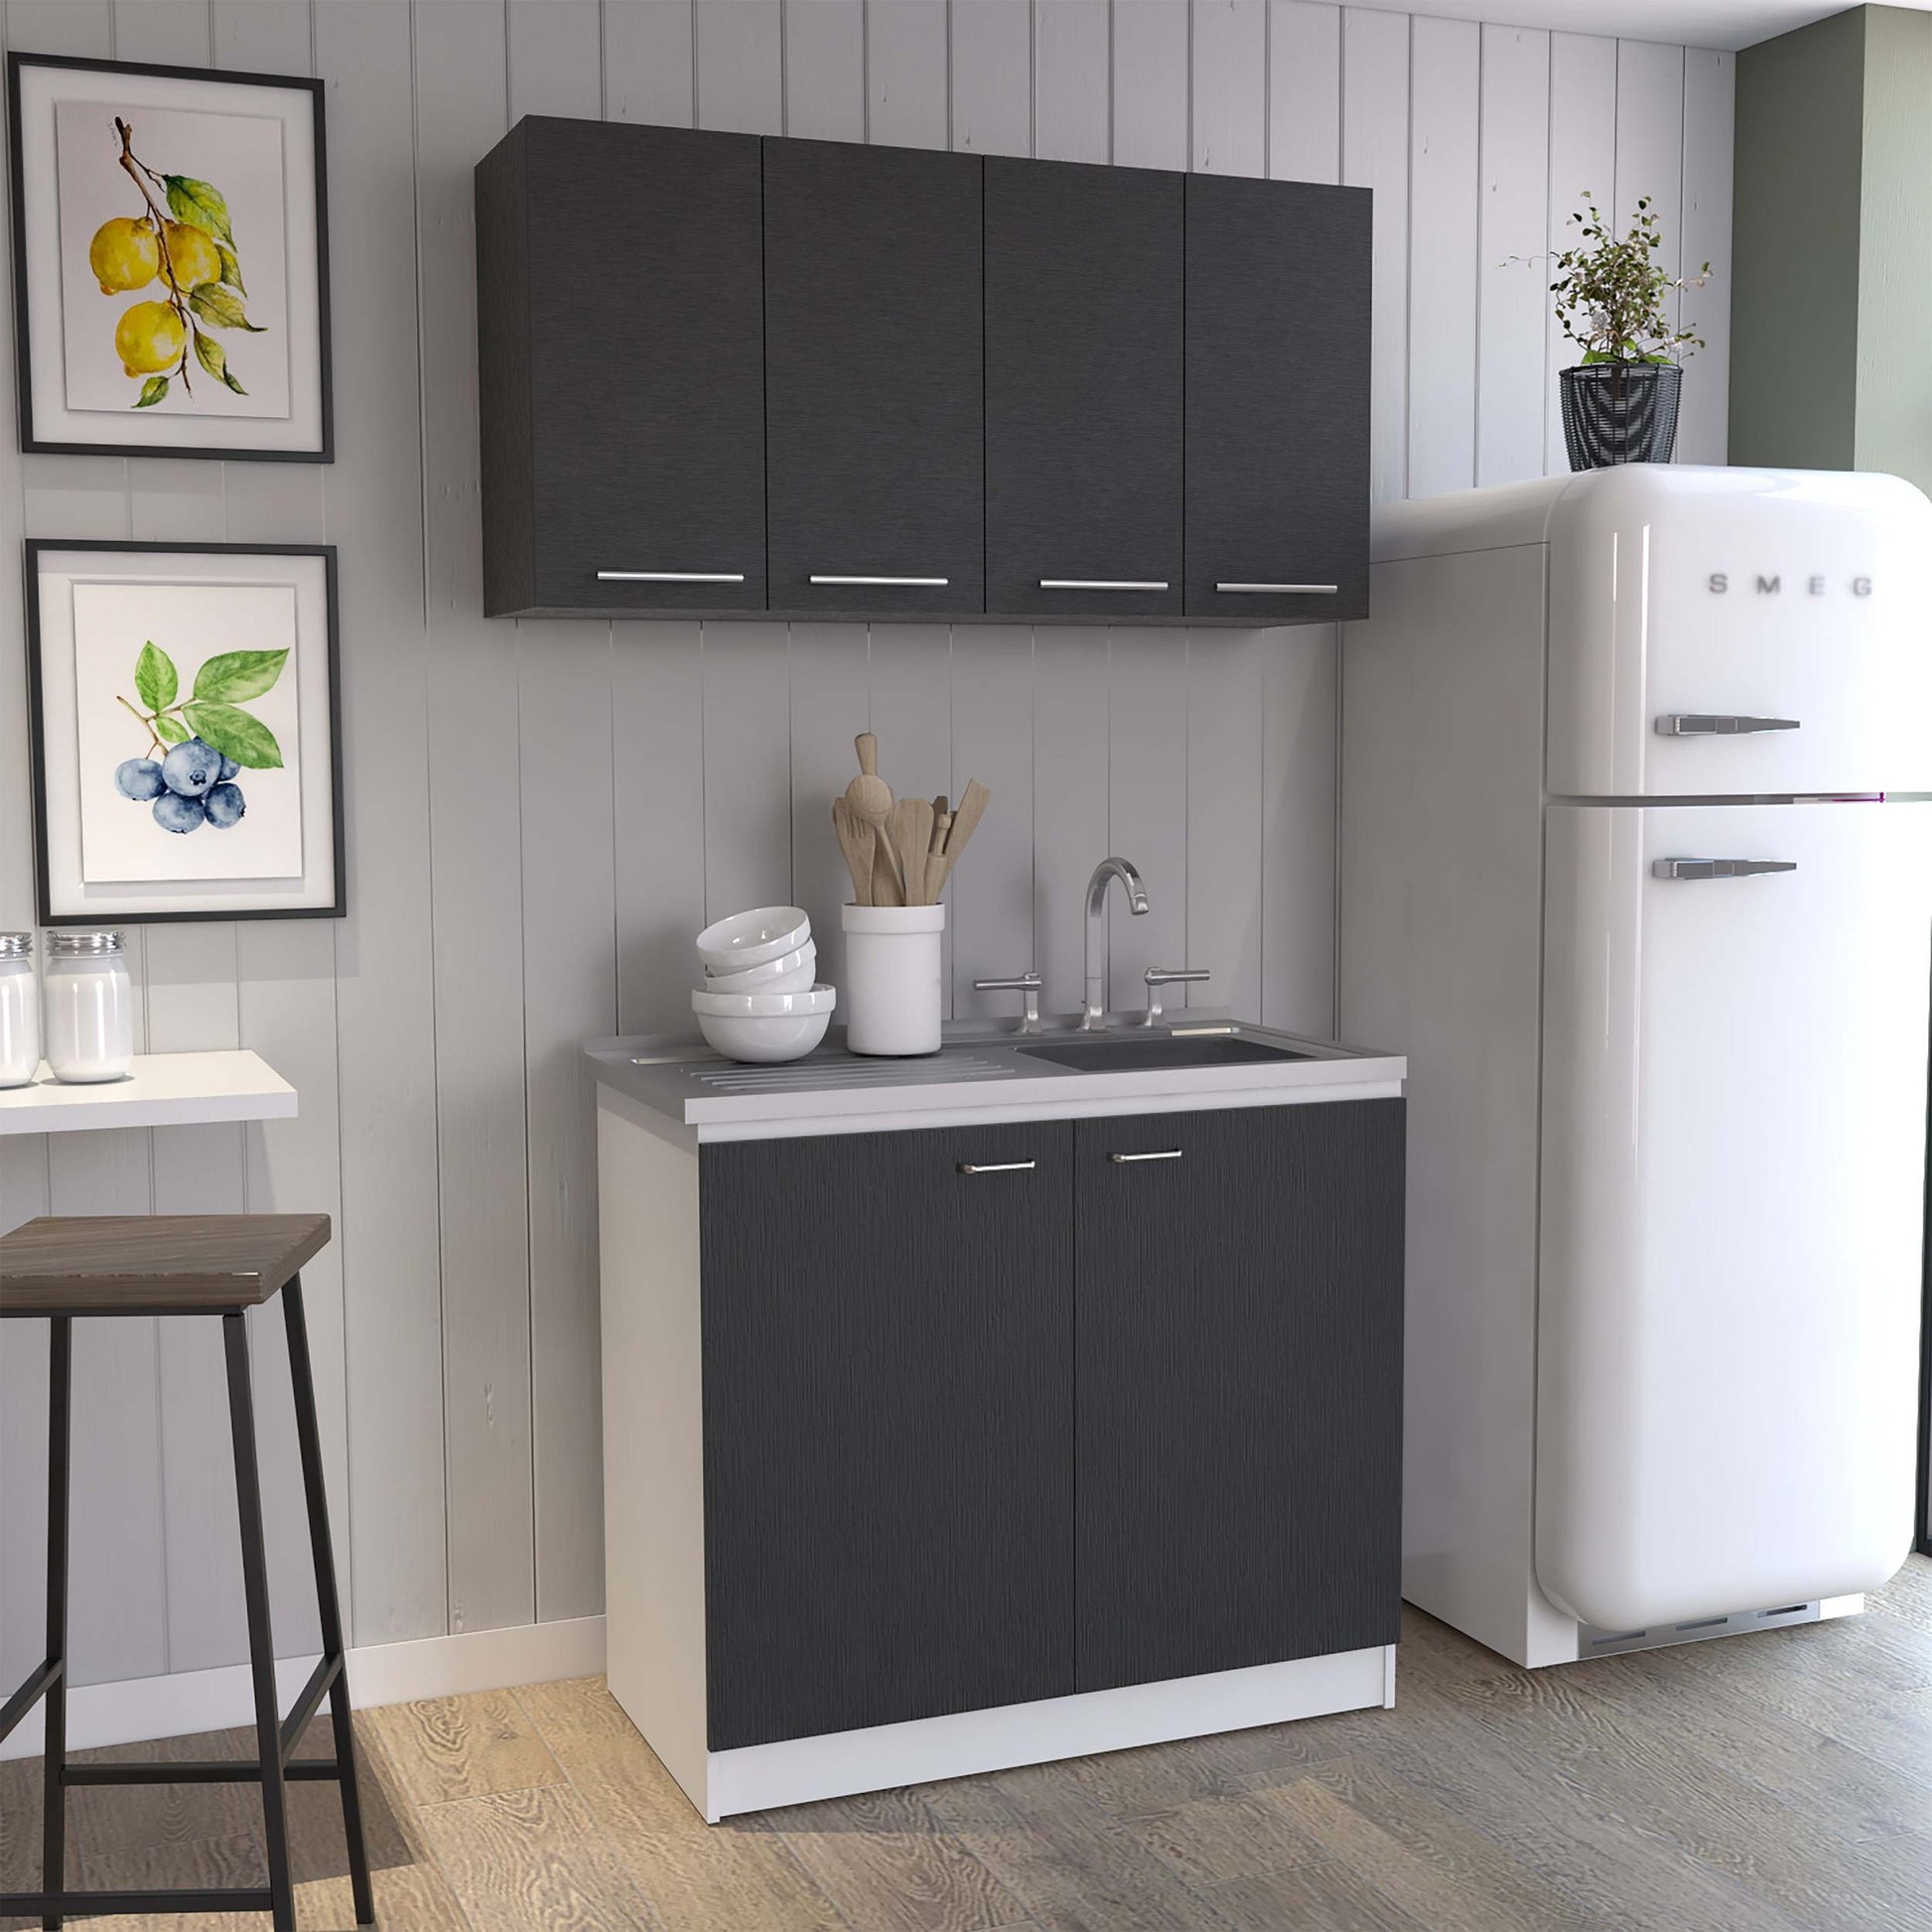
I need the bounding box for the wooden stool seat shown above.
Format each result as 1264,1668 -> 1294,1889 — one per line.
1,1212 -> 373,1929
0,1213 -> 331,1313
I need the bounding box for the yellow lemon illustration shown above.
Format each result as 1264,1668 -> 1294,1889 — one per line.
161,220 -> 221,291
87,216 -> 158,295
115,300 -> 186,378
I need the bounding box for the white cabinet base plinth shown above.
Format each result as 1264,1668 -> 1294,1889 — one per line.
650,1644 -> 1396,1824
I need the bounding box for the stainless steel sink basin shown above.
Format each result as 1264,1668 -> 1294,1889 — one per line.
1016,1035 -> 1312,1073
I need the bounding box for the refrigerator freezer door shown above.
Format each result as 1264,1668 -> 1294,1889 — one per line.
1536,801 -> 1931,1634
1545,466 -> 1932,797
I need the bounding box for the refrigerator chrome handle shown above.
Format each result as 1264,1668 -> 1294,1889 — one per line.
1652,859 -> 1800,882
1654,714 -> 1801,737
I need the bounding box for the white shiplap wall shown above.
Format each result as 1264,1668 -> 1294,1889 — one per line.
0,0 -> 1732,1694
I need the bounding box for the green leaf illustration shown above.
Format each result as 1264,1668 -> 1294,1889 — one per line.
216,243 -> 245,296
155,713 -> 190,745
135,640 -> 178,713
164,175 -> 234,246
189,282 -> 263,334
183,701 -> 282,769
133,374 -> 170,409
194,648 -> 288,704
193,329 -> 246,396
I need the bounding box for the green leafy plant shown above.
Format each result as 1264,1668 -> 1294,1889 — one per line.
118,640 -> 287,767
1540,195 -> 1712,365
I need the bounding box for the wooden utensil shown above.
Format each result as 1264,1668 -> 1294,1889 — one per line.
832,797 -> 875,905
926,806 -> 953,903
891,797 -> 935,906
871,827 -> 903,907
844,732 -> 903,897
932,779 -> 988,895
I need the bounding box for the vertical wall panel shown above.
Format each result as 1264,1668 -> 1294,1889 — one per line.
695,0 -> 783,133
1269,0 -> 1340,186
703,624 -> 794,922
1477,24 -> 1551,485
785,0 -> 866,142
605,0 -> 696,127
867,0 -> 950,148
1112,0 -> 1187,171
1032,629 -> 1111,1016
1342,6 -> 1410,504
1545,32 -> 1617,475
507,0 -> 602,117
1679,49 -> 1733,465
1033,0 -> 1108,164
1407,15 -> 1479,499
1185,632 -> 1264,1019
1614,39 -> 1684,276
110,0 -> 208,64
418,0 -> 531,1639
788,625 -> 873,997
1105,628 -> 1188,1012
1260,626 -> 1338,1036
315,0 -> 447,1649
1193,0 -> 1266,179
950,626 -> 1035,1017
952,0 -> 1033,156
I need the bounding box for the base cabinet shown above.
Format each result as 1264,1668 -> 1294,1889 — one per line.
689,1100 -> 1404,1755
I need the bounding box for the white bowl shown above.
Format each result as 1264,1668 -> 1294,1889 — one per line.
703,941 -> 816,994
697,1006 -> 833,1063
691,982 -> 837,1018
695,905 -> 812,972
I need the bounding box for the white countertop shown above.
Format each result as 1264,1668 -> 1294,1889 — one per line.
0,1050 -> 297,1136
588,1019 -> 1406,1142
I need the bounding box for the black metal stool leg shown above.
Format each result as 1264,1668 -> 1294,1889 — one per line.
284,1275 -> 376,1927
224,1311 -> 297,1932
42,1315 -> 70,1932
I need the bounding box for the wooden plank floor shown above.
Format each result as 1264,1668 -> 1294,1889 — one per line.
6,1558 -> 1930,1931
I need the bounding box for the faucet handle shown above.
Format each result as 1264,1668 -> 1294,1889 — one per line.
974,972 -> 1043,1035
1139,966 -> 1210,1029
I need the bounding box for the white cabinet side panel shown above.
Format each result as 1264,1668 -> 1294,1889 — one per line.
1340,545 -> 1570,1666
597,1088 -> 709,1817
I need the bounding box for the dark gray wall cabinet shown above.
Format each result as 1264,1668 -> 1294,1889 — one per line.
476,117 -> 1371,626
694,1100 -> 1403,1752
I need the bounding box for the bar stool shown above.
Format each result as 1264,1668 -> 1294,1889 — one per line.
0,1214 -> 374,1930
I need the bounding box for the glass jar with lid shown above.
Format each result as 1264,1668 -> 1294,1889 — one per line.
44,931 -> 133,1083
0,932 -> 38,1087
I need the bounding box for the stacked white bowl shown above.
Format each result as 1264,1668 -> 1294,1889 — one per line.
693,906 -> 836,1062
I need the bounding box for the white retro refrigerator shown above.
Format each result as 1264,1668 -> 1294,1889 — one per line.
1340,466 -> 1932,1668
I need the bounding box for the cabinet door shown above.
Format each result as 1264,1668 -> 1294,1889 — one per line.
483,118 -> 766,616
984,159 -> 1182,620
1074,1102 -> 1404,1694
763,138 -> 985,616
1183,176 -> 1371,624
701,1122 -> 1073,1749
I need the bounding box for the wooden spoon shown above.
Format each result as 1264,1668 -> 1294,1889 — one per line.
831,797 -> 875,904
891,796 -> 935,906
844,732 -> 903,897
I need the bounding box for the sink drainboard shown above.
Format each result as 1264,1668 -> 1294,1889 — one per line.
678,1053 -> 1021,1093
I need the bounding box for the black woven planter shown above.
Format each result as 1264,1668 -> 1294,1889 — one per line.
1559,361 -> 1683,470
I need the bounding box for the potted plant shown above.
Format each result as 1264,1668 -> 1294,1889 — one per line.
1547,196 -> 1711,470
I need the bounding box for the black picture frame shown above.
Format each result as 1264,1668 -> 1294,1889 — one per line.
25,538 -> 345,925
7,51 -> 334,462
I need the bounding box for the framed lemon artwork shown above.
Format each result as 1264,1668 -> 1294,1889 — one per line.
8,52 -> 331,460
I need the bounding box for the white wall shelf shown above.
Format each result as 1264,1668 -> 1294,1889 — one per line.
0,1050 -> 296,1137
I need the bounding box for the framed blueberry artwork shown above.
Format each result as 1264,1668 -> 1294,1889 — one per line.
26,541 -> 344,924
8,52 -> 332,460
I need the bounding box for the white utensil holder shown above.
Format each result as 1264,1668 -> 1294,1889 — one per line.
842,903 -> 945,1055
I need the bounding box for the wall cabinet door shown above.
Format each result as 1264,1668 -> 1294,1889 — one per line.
1073,1101 -> 1405,1694
699,1122 -> 1073,1750
1183,175 -> 1372,625
763,138 -> 985,617
984,159 -> 1183,620
477,118 -> 766,617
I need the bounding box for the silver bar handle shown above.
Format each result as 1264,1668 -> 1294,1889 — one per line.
1111,1149 -> 1183,1164
1039,579 -> 1170,592
810,574 -> 949,587
958,1160 -> 1037,1174
597,570 -> 746,584
1139,966 -> 1210,1029
1653,858 -> 1800,881
1215,582 -> 1339,595
973,972 -> 1043,1035
1655,715 -> 1801,737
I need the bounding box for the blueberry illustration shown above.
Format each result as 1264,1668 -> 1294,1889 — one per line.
204,782 -> 246,829
218,755 -> 239,781
153,790 -> 207,833
161,738 -> 221,798
115,758 -> 165,800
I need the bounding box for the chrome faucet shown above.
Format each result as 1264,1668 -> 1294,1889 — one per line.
1082,857 -> 1150,1030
